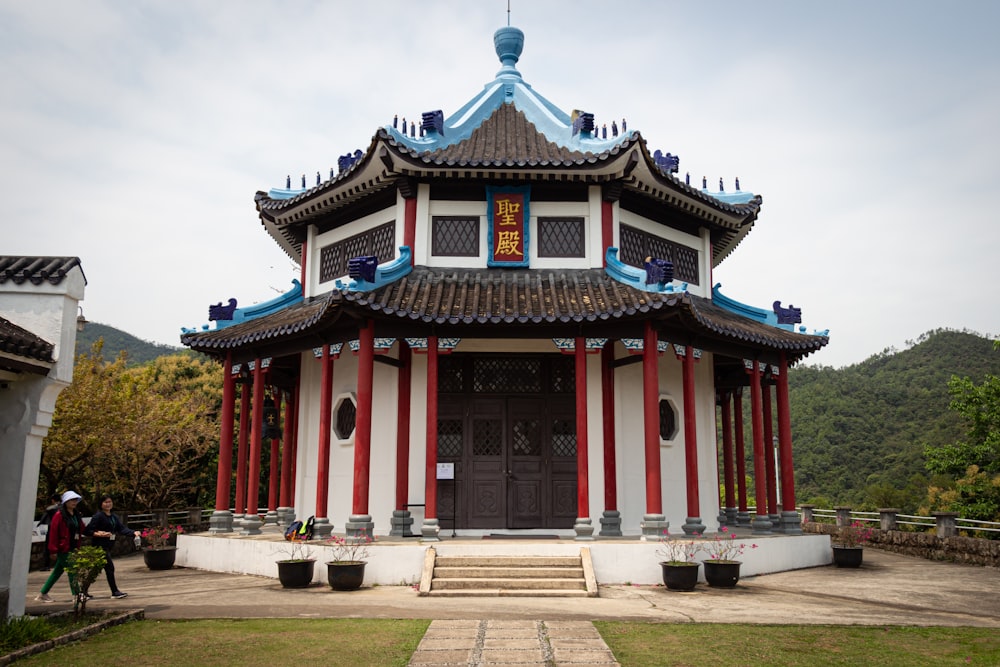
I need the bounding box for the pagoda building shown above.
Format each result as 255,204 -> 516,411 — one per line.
182,24 -> 828,542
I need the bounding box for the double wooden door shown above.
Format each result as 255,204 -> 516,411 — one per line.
437,395 -> 577,530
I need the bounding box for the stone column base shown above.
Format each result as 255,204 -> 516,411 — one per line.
736,511 -> 751,527
599,510 -> 622,537
421,518 -> 441,542
263,510 -> 278,525
780,510 -> 803,535
346,515 -> 374,538
240,514 -> 263,536
768,513 -> 784,533
275,507 -> 295,528
312,517 -> 334,538
682,517 -> 705,536
751,514 -> 773,535
389,510 -> 414,537
208,510 -> 233,534
640,514 -> 668,541
725,507 -> 738,526
573,517 -> 595,540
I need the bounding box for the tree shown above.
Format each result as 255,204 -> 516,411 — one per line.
40,342 -> 222,511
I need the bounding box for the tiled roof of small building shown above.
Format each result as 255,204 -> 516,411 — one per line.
0,256 -> 85,286
182,267 -> 827,360
0,315 -> 55,366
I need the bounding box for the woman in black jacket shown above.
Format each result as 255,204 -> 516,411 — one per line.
84,495 -> 137,599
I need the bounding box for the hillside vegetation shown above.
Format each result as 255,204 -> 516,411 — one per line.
787,329 -> 1000,511
75,322 -> 186,365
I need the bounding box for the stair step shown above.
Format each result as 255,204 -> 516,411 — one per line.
426,588 -> 591,598
433,566 -> 584,578
435,556 -> 582,567
431,577 -> 586,591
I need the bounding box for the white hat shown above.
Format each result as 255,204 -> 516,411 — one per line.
61,491 -> 82,504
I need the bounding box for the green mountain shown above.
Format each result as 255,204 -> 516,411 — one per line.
788,329 -> 1000,510
75,322 -> 187,365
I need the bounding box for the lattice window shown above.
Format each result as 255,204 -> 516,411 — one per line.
319,221 -> 396,283
549,356 -> 575,394
537,217 -> 585,257
472,419 -> 502,457
551,419 -> 576,457
473,358 -> 542,393
438,356 -> 464,393
437,419 -> 463,459
432,217 -> 480,257
334,400 -> 357,440
659,398 -> 678,440
512,419 -> 541,456
619,224 -> 699,285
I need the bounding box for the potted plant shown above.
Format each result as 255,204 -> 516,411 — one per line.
66,546 -> 107,616
832,521 -> 873,568
656,529 -> 701,591
701,527 -> 757,588
274,536 -> 316,588
140,524 -> 184,570
324,533 -> 373,591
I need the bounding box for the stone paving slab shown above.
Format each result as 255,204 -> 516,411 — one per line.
407,619 -> 620,667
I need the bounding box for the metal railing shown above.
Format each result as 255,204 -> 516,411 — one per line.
799,505 -> 1000,538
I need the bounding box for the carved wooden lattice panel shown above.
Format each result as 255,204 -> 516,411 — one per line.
537,217 -> 585,257
437,419 -> 463,458
472,418 -> 502,457
551,418 -> 576,457
619,224 -> 699,285
432,217 -> 480,256
318,221 -> 396,283
473,358 -> 542,393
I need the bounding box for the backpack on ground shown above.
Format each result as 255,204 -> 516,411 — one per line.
298,516 -> 315,541
284,520 -> 303,541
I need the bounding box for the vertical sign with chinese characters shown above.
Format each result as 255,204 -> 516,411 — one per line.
487,185 -> 530,267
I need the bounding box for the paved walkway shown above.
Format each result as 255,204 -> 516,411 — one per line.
23,548 -> 1000,666
409,619 -> 618,666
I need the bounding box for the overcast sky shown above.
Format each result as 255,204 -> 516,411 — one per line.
2,1 -> 997,368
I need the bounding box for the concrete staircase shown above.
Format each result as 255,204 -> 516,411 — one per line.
418,547 -> 598,597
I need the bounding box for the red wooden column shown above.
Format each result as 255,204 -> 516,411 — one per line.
747,360 -> 773,533
720,390 -> 737,525
349,321 -> 376,536
762,374 -> 779,523
392,344 -> 413,536
601,200 -> 614,267
314,345 -> 334,535
573,337 -> 594,539
278,387 -> 295,516
211,353 -> 236,532
403,196 -> 417,266
600,342 -> 621,536
242,359 -> 266,533
734,389 -> 749,524
234,377 -> 251,522
776,353 -> 802,533
423,336 -> 440,539
641,321 -> 665,537
680,345 -> 704,534
265,389 -> 281,524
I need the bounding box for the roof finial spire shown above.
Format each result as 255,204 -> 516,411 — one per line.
507,0 -> 511,26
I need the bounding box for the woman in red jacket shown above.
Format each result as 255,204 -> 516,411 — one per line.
35,490 -> 86,602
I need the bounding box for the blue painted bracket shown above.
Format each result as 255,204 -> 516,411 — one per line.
267,187 -> 306,200
604,247 -> 687,294
336,246 -> 412,292
181,279 -> 304,334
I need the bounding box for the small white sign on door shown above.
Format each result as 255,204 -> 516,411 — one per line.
436,462 -> 455,480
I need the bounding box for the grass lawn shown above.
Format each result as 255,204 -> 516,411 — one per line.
16,618 -> 430,667
595,621 -> 1000,666
11,618 -> 1000,666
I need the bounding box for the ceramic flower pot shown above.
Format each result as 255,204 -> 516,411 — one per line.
276,559 -> 316,588
143,546 -> 177,570
660,562 -> 700,591
326,560 -> 366,591
832,545 -> 864,568
703,560 -> 741,588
